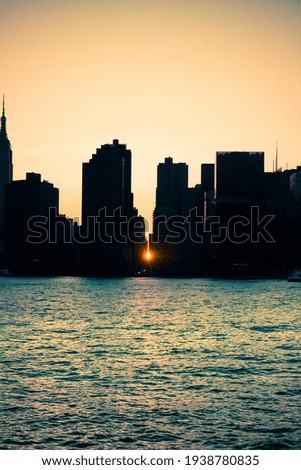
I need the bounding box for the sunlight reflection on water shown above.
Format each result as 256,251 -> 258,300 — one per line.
0,277 -> 300,449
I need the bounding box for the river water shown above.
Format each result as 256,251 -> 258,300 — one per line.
0,277 -> 300,449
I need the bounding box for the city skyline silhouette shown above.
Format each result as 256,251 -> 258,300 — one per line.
1,106 -> 301,276
1,0 -> 301,225
1,2 -> 301,460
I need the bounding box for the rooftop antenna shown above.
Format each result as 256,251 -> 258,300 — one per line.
273,158 -> 275,173
275,140 -> 278,172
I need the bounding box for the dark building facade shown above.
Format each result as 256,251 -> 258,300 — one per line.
81,139 -> 143,273
201,163 -> 214,193
262,167 -> 301,268
154,157 -> 188,223
152,156 -> 188,249
0,98 -> 13,253
213,152 -> 265,267
4,173 -> 59,270
82,139 -> 134,224
216,151 -> 264,200
152,157 -> 201,273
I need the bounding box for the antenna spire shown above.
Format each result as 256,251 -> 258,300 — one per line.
1,94 -> 7,136
275,140 -> 278,172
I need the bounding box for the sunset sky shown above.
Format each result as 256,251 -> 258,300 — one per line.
1,0 -> 301,226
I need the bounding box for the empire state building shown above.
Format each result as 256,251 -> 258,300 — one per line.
0,97 -> 13,250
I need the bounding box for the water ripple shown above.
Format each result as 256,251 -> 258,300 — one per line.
0,277 -> 300,449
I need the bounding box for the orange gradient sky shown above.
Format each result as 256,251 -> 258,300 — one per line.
1,0 -> 301,226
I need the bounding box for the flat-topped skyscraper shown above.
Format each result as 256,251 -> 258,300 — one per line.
81,139 -> 141,272
82,139 -> 134,224
0,97 -> 13,251
216,151 -> 264,201
214,151 -> 265,266
154,156 -> 188,219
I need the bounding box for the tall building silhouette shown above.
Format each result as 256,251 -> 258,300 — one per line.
216,151 -> 264,200
153,156 -> 188,244
0,97 -> 13,252
154,157 -> 188,225
262,167 -> 301,268
214,151 -> 265,267
201,163 -> 214,193
82,139 -> 134,224
152,157 -> 189,272
4,173 -> 59,269
81,139 -> 142,272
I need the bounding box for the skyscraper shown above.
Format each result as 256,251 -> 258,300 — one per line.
216,151 -> 264,200
81,139 -> 142,272
154,157 -> 188,223
152,157 -> 189,272
0,97 -> 13,252
4,173 -> 59,269
82,139 -> 134,224
201,163 -> 214,193
214,151 -> 265,266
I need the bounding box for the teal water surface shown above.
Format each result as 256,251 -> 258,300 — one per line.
0,277 -> 300,449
